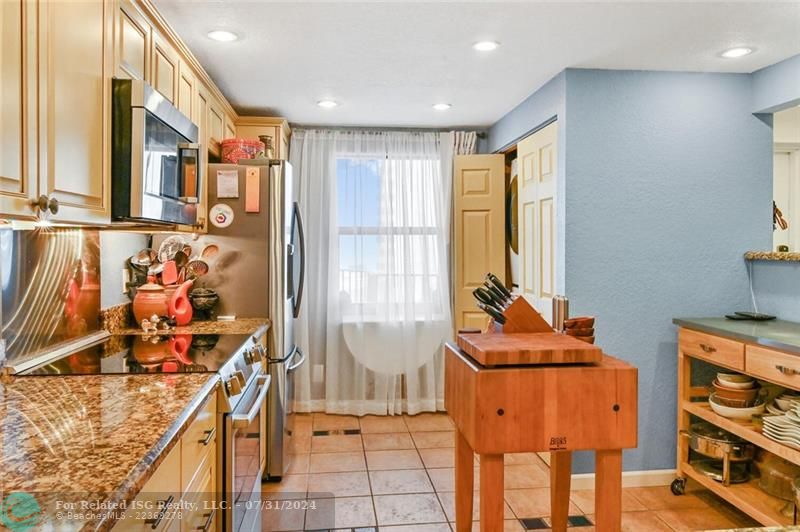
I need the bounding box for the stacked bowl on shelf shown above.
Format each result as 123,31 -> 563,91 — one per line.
709,372 -> 766,419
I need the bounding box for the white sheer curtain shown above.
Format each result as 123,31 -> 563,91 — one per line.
290,129 -> 454,415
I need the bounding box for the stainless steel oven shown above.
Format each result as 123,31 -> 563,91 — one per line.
111,78 -> 202,226
223,372 -> 270,531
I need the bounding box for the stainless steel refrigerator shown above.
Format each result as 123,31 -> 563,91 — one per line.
203,161 -> 305,480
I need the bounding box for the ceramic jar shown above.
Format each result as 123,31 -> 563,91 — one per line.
132,281 -> 168,325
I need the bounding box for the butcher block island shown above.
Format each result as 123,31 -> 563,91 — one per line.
445,331 -> 638,532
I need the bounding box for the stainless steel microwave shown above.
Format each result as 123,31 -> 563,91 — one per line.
112,79 -> 202,226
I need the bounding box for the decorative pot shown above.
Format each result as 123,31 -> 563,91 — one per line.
132,281 -> 168,325
169,280 -> 194,326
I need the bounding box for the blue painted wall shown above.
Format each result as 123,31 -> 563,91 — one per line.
488,68 -> 774,474
752,54 -> 800,113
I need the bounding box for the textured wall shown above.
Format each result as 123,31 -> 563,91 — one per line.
99,232 -> 148,309
563,69 -> 772,473
753,54 -> 800,113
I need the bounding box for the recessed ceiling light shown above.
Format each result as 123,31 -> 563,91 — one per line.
473,41 -> 500,52
207,30 -> 239,42
432,103 -> 452,111
720,47 -> 753,58
317,100 -> 339,109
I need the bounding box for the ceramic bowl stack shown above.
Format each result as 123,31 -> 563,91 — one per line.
763,403 -> 800,449
708,372 -> 765,420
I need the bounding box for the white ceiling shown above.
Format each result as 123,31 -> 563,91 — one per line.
154,1 -> 800,128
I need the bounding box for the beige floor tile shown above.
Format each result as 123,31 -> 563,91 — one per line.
370,469 -> 434,495
438,490 -> 514,521
503,453 -> 541,466
420,448 -> 456,468
655,506 -> 740,531
313,412 -> 360,431
309,451 -> 366,473
292,433 -> 311,453
570,488 -> 647,514
293,414 -> 313,435
468,520 -> 524,531
261,474 -> 308,500
404,412 -> 455,432
311,434 -> 363,453
286,453 -> 309,474
374,493 -> 447,526
305,496 -> 376,529
360,414 -> 409,433
412,431 -> 455,449
626,486 -> 710,511
363,432 -> 415,451
585,510 -> 674,532
307,471 -> 371,498
427,467 -> 480,492
502,464 -> 550,489
366,449 -> 423,470
383,524 -> 452,532
261,501 -> 305,531
504,487 -> 580,518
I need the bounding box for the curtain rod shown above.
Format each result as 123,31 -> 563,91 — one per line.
291,124 -> 487,139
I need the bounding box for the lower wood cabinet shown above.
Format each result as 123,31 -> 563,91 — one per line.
116,394 -> 218,531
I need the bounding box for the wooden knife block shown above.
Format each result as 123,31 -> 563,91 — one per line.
489,296 -> 553,334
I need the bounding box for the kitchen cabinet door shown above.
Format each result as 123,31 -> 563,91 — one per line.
517,121 -> 558,323
115,0 -> 150,81
453,154 -> 505,332
208,97 -> 225,150
177,59 -> 194,119
193,84 -> 210,232
224,113 -> 236,141
38,0 -> 110,223
0,0 -> 37,219
152,31 -> 179,104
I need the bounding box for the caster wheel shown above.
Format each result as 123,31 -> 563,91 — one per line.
671,477 -> 686,495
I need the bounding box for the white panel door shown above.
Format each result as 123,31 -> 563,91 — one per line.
517,121 -> 558,323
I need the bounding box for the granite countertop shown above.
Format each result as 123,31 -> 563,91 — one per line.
115,317 -> 270,336
0,373 -> 219,531
673,317 -> 800,354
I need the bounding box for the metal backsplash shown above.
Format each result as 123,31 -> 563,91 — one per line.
0,227 -> 100,366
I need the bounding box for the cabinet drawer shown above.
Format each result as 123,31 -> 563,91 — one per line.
182,451 -> 217,532
116,444 -> 181,531
678,328 -> 744,370
747,345 -> 800,389
181,394 -> 217,493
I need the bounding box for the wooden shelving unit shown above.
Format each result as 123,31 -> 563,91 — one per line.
676,327 -> 800,527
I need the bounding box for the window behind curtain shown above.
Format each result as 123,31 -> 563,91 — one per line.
336,156 -> 445,320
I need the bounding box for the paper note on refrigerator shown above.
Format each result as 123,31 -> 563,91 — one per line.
245,167 -> 260,213
216,170 -> 239,198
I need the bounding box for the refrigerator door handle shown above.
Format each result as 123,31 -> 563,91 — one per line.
287,347 -> 306,372
292,201 -> 306,319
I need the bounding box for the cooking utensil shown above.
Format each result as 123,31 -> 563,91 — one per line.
158,235 -> 185,263
186,259 -> 209,279
486,272 -> 512,300
482,282 -> 509,307
161,260 -> 178,286
692,459 -> 749,484
201,244 -> 220,258
477,302 -> 506,324
473,288 -> 504,314
131,248 -> 158,267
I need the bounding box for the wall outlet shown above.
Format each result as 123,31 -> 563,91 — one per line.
121,269 -> 130,294
312,364 -> 324,383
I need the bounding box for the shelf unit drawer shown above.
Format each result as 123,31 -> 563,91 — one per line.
678,328 -> 744,370
747,344 -> 800,390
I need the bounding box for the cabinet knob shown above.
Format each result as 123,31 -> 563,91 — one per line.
31,195 -> 59,216
47,196 -> 59,215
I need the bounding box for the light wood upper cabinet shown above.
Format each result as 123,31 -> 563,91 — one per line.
177,59 -> 194,119
37,0 -> 110,223
235,117 -> 292,160
115,0 -> 150,81
208,97 -> 225,148
224,113 -> 236,141
152,30 -> 178,104
0,0 -> 37,219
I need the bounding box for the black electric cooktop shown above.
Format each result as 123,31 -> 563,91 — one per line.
24,333 -> 252,376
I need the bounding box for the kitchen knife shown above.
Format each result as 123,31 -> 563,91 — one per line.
477,302 -> 506,324
483,282 -> 509,307
486,273 -> 513,300
473,287 -> 504,312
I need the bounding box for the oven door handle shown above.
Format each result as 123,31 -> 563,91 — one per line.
231,375 -> 271,429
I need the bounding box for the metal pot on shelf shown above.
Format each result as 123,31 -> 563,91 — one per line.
681,421 -> 755,485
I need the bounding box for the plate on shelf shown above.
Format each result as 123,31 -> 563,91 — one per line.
768,402 -> 787,416
709,393 -> 765,419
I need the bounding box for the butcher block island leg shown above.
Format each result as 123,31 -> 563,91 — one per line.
444,341 -> 638,532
